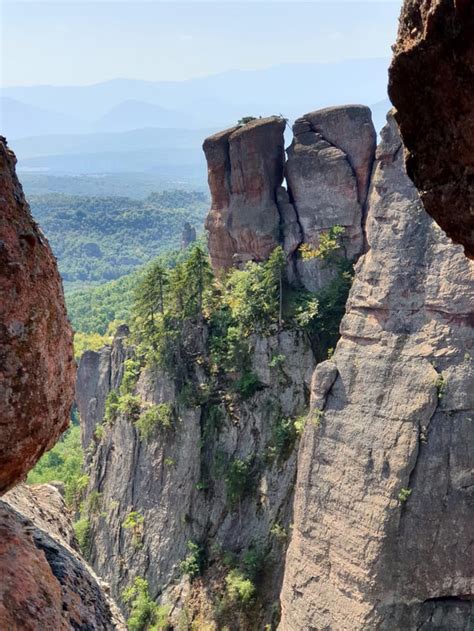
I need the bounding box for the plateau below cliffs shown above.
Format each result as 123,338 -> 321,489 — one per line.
280,114 -> 474,630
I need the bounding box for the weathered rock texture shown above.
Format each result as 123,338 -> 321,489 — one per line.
203,108 -> 376,293
389,0 -> 474,258
0,484 -> 126,630
77,325 -> 314,628
280,113 -> 474,629
76,324 -> 131,449
285,106 -> 376,291
204,117 -> 286,270
0,137 -> 75,493
181,222 -> 197,249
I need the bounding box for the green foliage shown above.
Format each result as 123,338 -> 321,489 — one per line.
121,358 -> 142,395
117,394 -> 141,419
225,569 -> 256,605
180,541 -> 205,580
27,425 -> 84,507
29,190 -> 207,286
398,488 -> 412,503
237,116 -> 257,125
73,330 -> 113,359
73,517 -> 91,555
241,547 -> 265,583
84,490 -> 102,515
122,511 -> 145,530
122,577 -> 170,631
94,424 -> 105,440
299,225 -> 345,261
135,403 -> 174,441
272,417 -> 298,461
268,354 -> 285,369
270,523 -> 288,542
225,458 -> 254,507
104,390 -> 120,424
233,371 -> 262,399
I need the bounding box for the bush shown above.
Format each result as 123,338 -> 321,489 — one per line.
122,511 -> 145,530
122,577 -> 170,631
234,371 -> 262,399
94,424 -> 105,440
398,488 -> 412,503
225,569 -> 255,605
121,358 -> 141,395
73,517 -> 91,555
225,458 -> 254,508
272,417 -> 298,461
135,403 -> 173,441
117,394 -> 141,419
180,540 -> 205,580
104,390 -> 120,424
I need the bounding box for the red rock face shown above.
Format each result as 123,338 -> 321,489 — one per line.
389,0 -> 474,258
203,117 -> 285,271
0,137 -> 75,494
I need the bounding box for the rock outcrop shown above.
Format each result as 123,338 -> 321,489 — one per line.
0,484 -> 126,630
76,324 -> 131,449
181,222 -> 197,249
280,113 -> 474,629
285,105 -> 375,291
389,0 -> 474,258
204,117 -> 286,271
0,137 -> 75,493
203,108 -> 376,293
76,325 -> 314,628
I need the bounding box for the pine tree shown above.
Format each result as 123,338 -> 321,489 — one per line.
182,245 -> 213,316
133,261 -> 168,340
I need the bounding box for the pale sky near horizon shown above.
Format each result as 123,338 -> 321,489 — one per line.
1,1 -> 402,87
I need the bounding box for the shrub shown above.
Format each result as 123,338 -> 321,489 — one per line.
104,390 -> 120,424
135,403 -> 173,441
435,373 -> 447,399
242,547 -> 265,582
398,488 -> 412,503
268,354 -> 285,369
180,540 -> 205,580
94,424 -> 105,440
122,577 -> 170,631
273,417 -> 298,460
117,393 -> 141,419
73,517 -> 91,555
234,371 -> 262,399
225,569 -> 255,605
122,511 -> 145,530
121,358 -> 141,395
84,490 -> 102,515
225,458 -> 254,507
270,523 -> 288,542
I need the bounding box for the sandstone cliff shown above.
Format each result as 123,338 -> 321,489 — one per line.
389,0 -> 474,259
0,136 -> 75,493
280,113 -> 474,630
0,484 -> 126,630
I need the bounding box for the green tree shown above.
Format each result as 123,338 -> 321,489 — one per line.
133,261 -> 168,342
182,244 -> 213,316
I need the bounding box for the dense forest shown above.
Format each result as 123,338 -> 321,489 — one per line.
29,190 -> 207,287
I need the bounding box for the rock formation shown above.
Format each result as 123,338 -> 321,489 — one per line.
204,117 -> 286,271
181,222 -> 197,249
280,113 -> 474,629
76,326 -> 314,628
285,105 -> 375,291
0,484 -> 126,630
203,107 -> 376,292
76,324 -> 131,449
389,0 -> 474,258
0,137 -> 75,493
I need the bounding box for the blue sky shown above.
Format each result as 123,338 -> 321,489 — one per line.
1,1 -> 402,86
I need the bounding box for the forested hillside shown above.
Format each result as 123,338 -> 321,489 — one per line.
29,190 -> 207,287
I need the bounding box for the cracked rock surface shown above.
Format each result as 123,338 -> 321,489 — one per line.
280,113 -> 474,630
389,0 -> 474,259
0,136 -> 75,493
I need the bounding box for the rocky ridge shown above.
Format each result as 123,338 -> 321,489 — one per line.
280,113 -> 474,630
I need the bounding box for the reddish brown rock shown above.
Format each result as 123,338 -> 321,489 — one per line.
389,0 -> 474,258
0,137 -> 75,494
0,484 -> 126,630
203,117 -> 285,271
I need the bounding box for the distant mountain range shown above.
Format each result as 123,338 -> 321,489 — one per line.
1,59 -> 392,177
